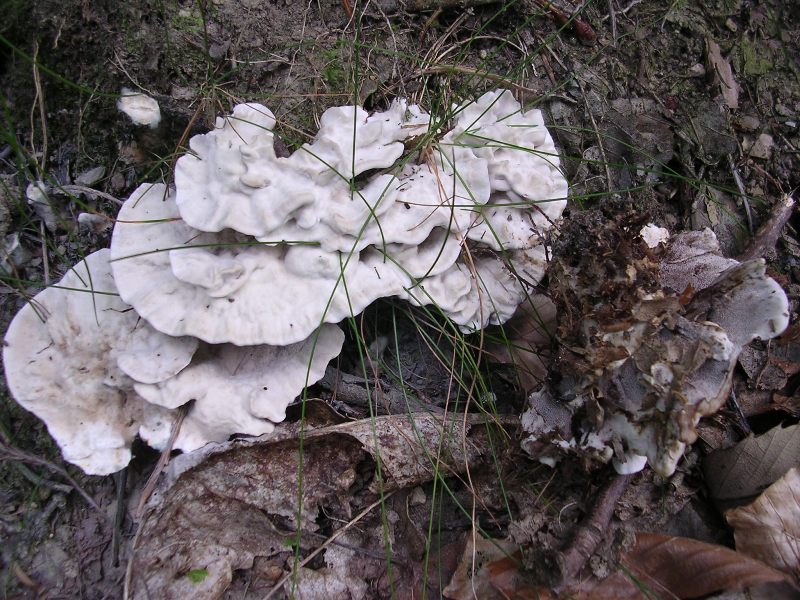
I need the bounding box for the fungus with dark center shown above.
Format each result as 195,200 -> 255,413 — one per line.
521,226 -> 791,477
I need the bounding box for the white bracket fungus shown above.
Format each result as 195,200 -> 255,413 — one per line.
113,91 -> 567,345
5,90 -> 568,474
134,325 -> 345,452
2,250 -> 197,474
110,183 -> 413,346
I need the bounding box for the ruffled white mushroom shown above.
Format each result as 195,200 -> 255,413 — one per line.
174,101 -> 429,239
110,184 -> 424,346
2,250 -> 197,475
114,90 -> 568,344
329,90 -> 568,254
134,324 -> 345,451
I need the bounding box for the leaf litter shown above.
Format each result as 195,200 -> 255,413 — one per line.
127,411 -> 518,598
726,467 -> 800,576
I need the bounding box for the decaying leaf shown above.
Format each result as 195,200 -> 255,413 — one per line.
443,536 -> 520,600
567,533 -> 798,599
443,532 -> 796,599
128,413 -> 515,599
726,467 -> 800,576
707,37 -> 740,109
489,294 -> 557,393
704,423 -> 800,506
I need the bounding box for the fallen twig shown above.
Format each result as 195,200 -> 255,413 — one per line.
262,491 -> 396,600
532,0 -> 598,45
418,65 -> 542,96
133,404 -> 188,519
554,472 -> 632,591
0,439 -> 101,512
409,0 -> 497,9
729,155 -> 754,235
60,184 -> 123,206
12,563 -> 45,595
112,468 -> 128,567
737,194 -> 795,262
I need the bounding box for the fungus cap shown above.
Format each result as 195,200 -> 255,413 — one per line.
117,88 -> 161,128
2,250 -> 197,474
134,324 -> 345,451
174,101 -> 429,238
110,184 -> 419,346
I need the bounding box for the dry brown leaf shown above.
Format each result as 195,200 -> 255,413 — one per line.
706,37 -> 740,109
128,413 -> 514,599
443,536 -> 519,600
726,467 -> 800,576
704,423 -> 800,506
441,531 -> 796,600
565,532 -> 796,599
489,295 -> 557,393
619,532 -> 795,597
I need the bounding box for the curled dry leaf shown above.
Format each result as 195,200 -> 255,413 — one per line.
444,532 -> 796,599
128,413 -> 515,599
704,423 -> 800,506
443,536 -> 520,600
489,294 -> 557,393
706,37 -> 740,109
570,533 -> 797,599
609,532 -> 797,598
726,467 -> 800,576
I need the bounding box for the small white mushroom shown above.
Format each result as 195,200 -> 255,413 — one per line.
117,88 -> 161,128
639,224 -> 670,248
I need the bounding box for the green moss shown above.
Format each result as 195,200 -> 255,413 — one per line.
171,7 -> 205,35
741,39 -> 772,76
186,569 -> 209,583
321,47 -> 348,90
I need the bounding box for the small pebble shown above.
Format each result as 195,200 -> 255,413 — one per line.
75,166 -> 106,187
736,115 -> 760,132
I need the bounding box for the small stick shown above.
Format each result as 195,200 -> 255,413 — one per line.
112,468 -> 128,567
263,492 -> 395,599
60,184 -> 123,206
554,472 -> 631,591
418,7 -> 443,44
418,65 -> 542,96
727,387 -> 752,435
342,0 -> 353,19
737,194 -> 795,262
729,155 -> 754,235
410,0 -> 497,9
608,0 -> 617,41
532,0 -> 598,45
133,404 -> 188,519
31,41 -> 48,174
0,440 -> 101,512
39,221 -> 50,286
12,563 -> 44,594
